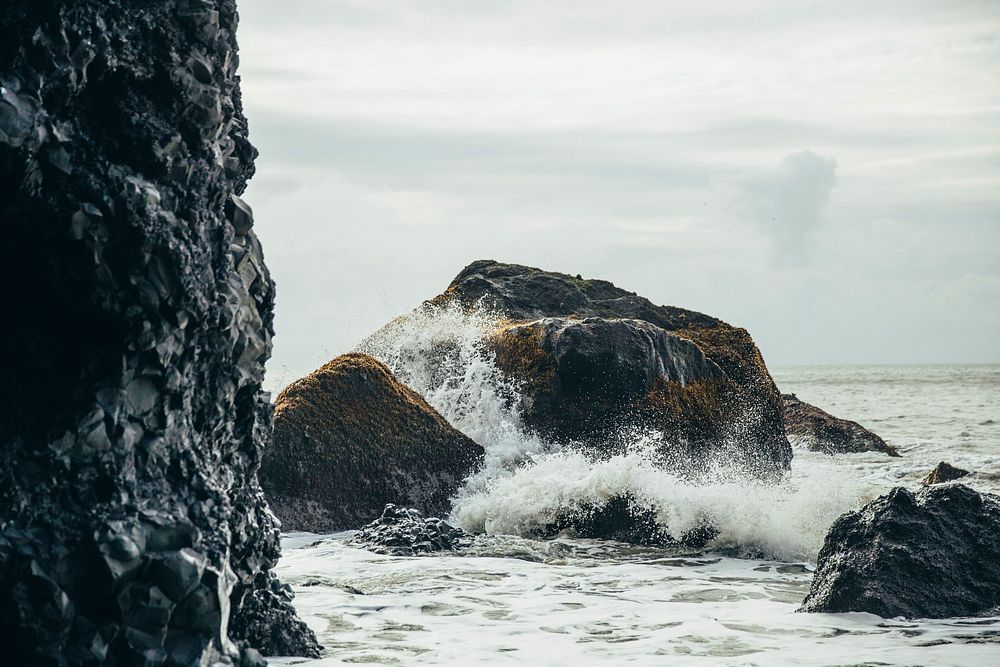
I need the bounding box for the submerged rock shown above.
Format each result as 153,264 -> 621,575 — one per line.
260,354 -> 485,532
435,260 -> 792,477
0,1 -> 317,662
548,496 -> 717,548
800,484 -> 1000,618
782,393 -> 899,457
349,504 -> 470,556
922,461 -> 970,485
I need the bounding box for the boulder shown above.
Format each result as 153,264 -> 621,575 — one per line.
259,354 -> 485,532
800,484 -> 1000,618
922,461 -> 970,485
782,393 -> 899,457
436,260 -> 792,478
349,504 -> 470,556
0,1 -> 317,663
547,496 -> 716,548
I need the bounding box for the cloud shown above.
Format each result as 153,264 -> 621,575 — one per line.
232,1 -> 1000,384
718,151 -> 837,266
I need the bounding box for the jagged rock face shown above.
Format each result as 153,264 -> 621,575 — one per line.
0,1 -> 317,664
259,354 -> 485,532
800,484 -> 1000,618
349,505 -> 470,556
922,461 -> 970,486
441,260 -> 791,477
782,394 -> 899,457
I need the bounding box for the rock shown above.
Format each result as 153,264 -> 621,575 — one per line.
782,393 -> 899,457
922,461 -> 970,485
349,504 -> 470,556
436,260 -> 791,477
547,496 -> 716,548
259,354 -> 485,532
0,1 -> 317,663
800,484 -> 1000,618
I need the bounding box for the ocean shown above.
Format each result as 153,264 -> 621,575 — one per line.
270,307 -> 999,666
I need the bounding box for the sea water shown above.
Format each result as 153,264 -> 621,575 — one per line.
271,305 -> 1000,666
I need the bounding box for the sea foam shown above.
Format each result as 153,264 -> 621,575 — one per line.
359,303 -> 864,561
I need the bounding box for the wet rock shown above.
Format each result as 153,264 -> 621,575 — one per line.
782,393 -> 899,457
922,461 -> 970,485
800,484 -> 1000,618
228,576 -> 323,659
548,496 -> 716,548
349,504 -> 470,556
260,354 -> 485,532
0,1 -> 317,662
429,260 -> 791,477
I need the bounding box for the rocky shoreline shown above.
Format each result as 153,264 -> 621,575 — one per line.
1,1 -> 316,663
2,1 -> 993,662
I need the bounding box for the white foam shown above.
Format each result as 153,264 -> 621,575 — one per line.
357,303 -> 868,560
357,302 -> 550,485
274,534 -> 1000,667
452,447 -> 864,561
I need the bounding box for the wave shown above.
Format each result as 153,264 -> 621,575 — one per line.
359,303 -> 864,561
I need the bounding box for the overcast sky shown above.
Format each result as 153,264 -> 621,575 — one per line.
236,0 -> 1000,390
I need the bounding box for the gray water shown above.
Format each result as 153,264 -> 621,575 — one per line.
772,364 -> 1000,493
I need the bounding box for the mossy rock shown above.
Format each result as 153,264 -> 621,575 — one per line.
259,353 -> 484,532
441,260 -> 792,478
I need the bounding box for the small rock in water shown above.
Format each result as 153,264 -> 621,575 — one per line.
350,504 -> 470,556
800,483 -> 1000,618
922,461 -> 970,485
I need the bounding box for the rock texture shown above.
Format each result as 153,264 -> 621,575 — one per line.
349,505 -> 470,556
438,260 -> 791,477
782,394 -> 899,457
0,1 -> 317,663
548,496 -> 716,548
800,484 -> 1000,618
922,461 -> 970,486
259,354 -> 485,532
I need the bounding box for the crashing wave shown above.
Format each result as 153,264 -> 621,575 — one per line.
359,303 -> 864,560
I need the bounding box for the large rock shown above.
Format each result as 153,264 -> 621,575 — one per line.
782,393 -> 899,457
438,260 -> 791,477
0,1 -> 317,663
800,484 -> 1000,618
259,354 -> 485,532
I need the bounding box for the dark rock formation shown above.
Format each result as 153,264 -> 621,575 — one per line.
548,496 -> 716,548
437,260 -> 791,477
259,354 -> 485,532
782,394 -> 899,457
0,1 -> 317,663
800,484 -> 1000,618
349,505 -> 470,556
922,461 -> 970,485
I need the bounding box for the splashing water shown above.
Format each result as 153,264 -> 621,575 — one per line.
359,302 -> 865,561
357,302 -> 551,479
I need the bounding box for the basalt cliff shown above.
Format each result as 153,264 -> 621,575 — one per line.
1,1 -> 317,663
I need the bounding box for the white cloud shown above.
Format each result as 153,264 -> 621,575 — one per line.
717,151 -> 837,265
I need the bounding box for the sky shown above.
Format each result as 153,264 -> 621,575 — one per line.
235,0 -> 1000,391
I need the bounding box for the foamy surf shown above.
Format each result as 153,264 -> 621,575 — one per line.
274,534 -> 1000,667
359,303 -> 867,561
451,449 -> 863,561
266,308 -> 1000,666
